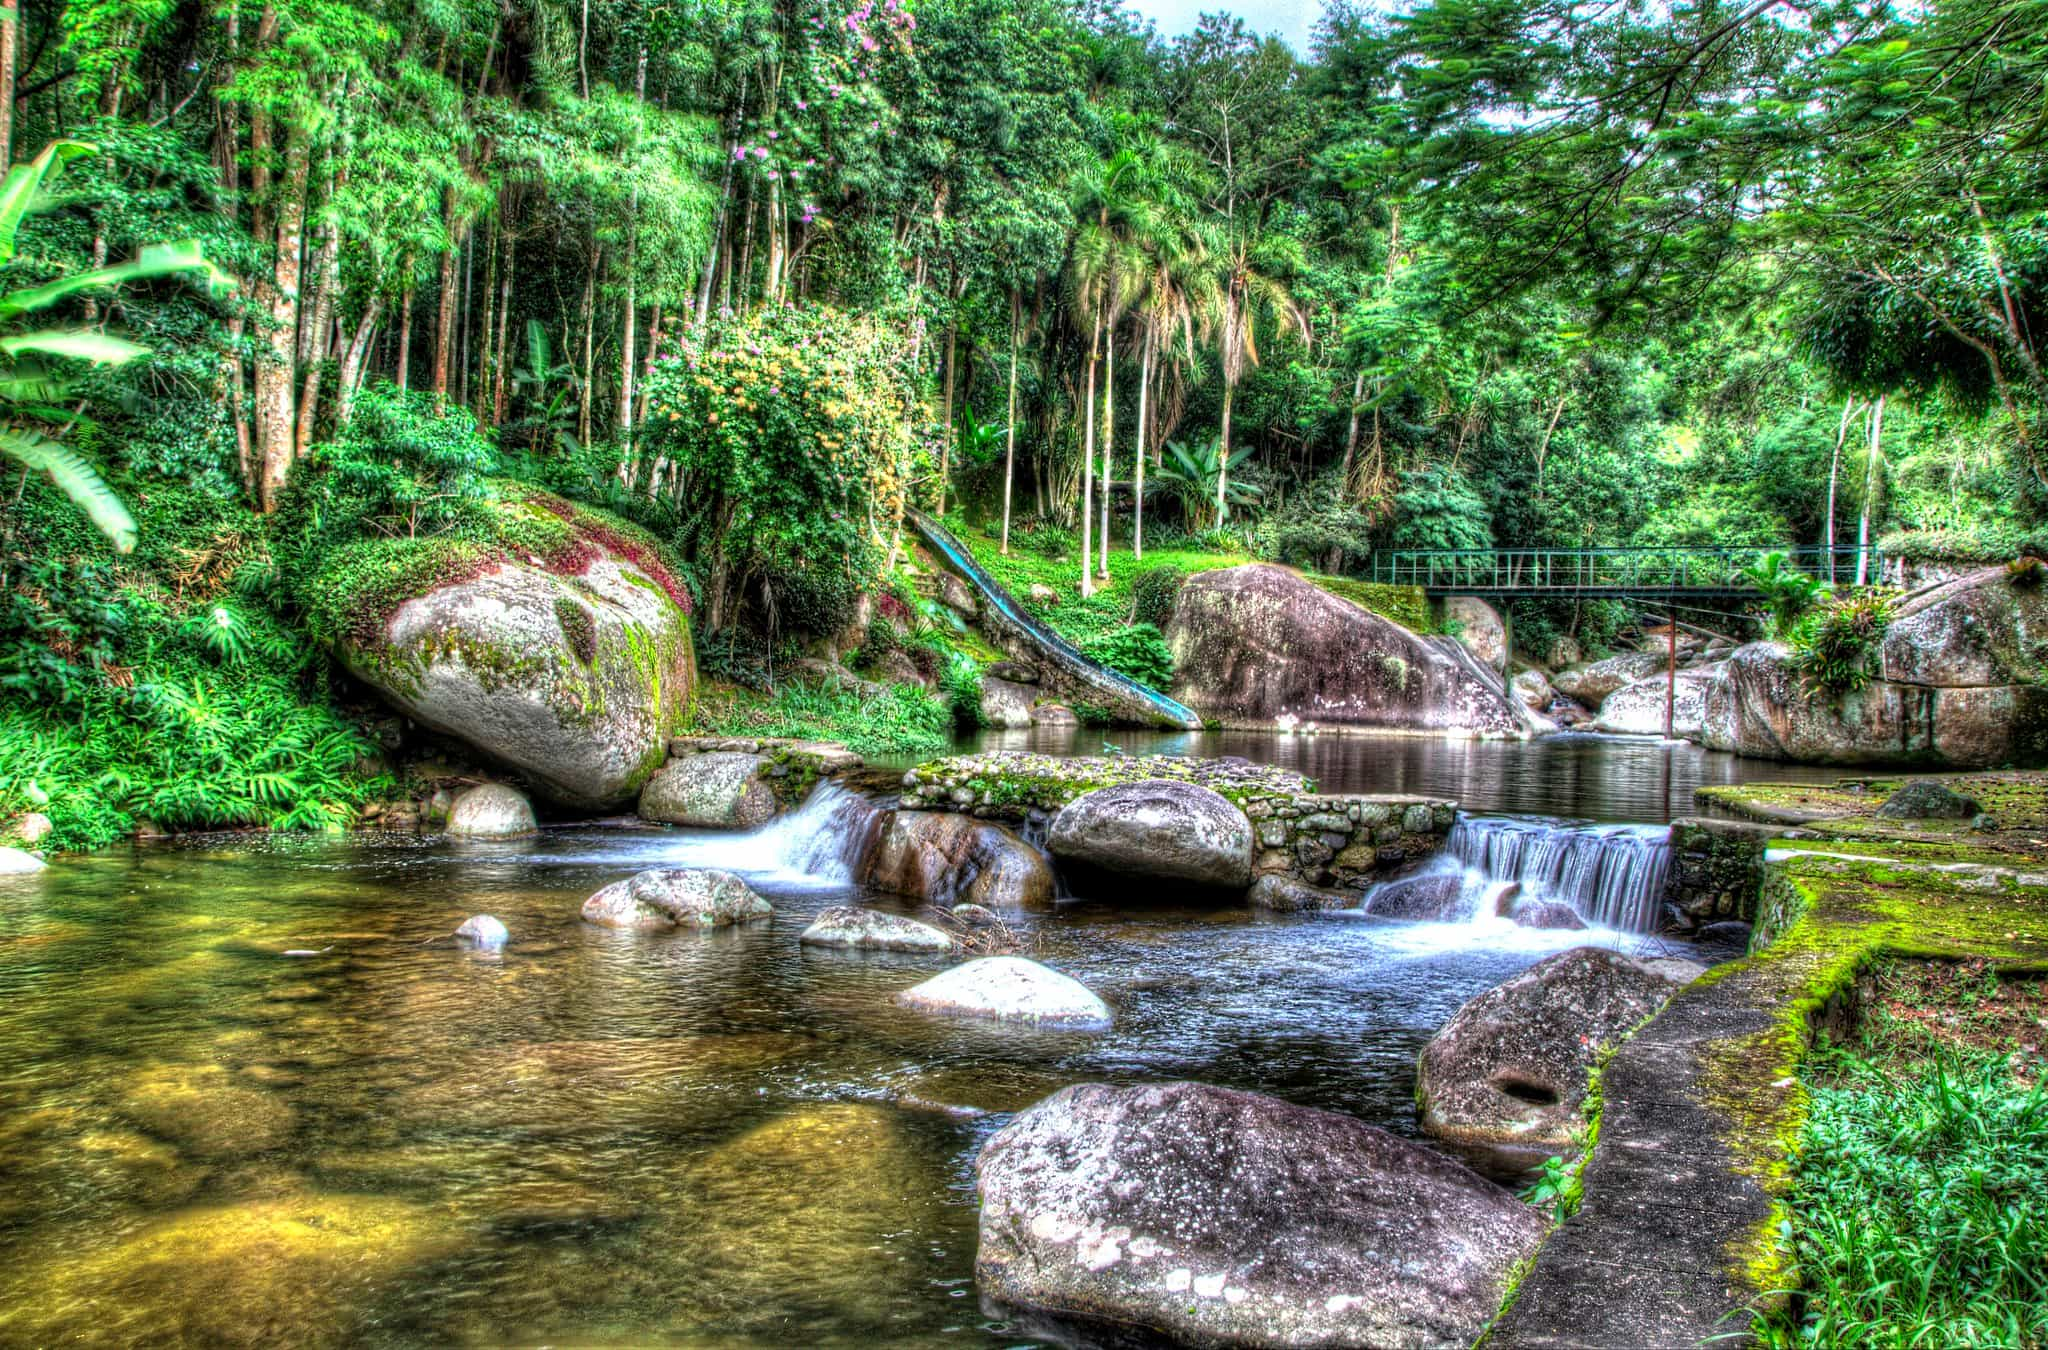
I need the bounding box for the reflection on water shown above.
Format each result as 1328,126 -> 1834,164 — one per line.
919,725 -> 1841,823
0,824 -> 1696,1347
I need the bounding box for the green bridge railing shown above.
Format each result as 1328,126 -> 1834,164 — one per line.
1364,545 -> 1881,595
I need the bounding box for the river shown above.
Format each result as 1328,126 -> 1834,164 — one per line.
0,733 -> 1828,1346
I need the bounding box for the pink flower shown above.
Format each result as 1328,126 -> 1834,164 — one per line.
753,147 -> 770,159
768,130 -> 780,139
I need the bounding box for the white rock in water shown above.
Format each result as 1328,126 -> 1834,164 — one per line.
896,957 -> 1112,1030
11,812 -> 53,845
446,783 -> 537,838
455,915 -> 510,947
0,846 -> 47,874
800,906 -> 955,953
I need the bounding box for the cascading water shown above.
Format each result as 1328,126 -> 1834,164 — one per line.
1369,816 -> 1674,933
647,782 -> 882,888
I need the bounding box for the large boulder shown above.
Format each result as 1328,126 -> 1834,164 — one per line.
1047,779 -> 1253,892
1417,947 -> 1685,1166
1166,565 -> 1529,736
637,752 -> 779,829
445,783 -> 536,838
800,906 -> 955,954
0,845 -> 47,874
975,1081 -> 1545,1349
896,957 -> 1112,1029
580,868 -> 771,929
1361,870 -> 1469,922
1445,596 -> 1508,670
857,811 -> 1055,911
1703,568 -> 2048,766
978,676 -> 1038,730
1593,670 -> 1718,738
340,553 -> 693,809
1551,651 -> 1664,709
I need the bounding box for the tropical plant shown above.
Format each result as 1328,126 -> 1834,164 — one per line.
1081,622 -> 1174,688
512,320 -> 581,454
1153,439 -> 1260,528
1788,591 -> 1895,696
1741,551 -> 1833,638
0,140 -> 221,553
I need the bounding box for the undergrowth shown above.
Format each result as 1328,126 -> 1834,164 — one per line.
689,678 -> 952,759
1762,964 -> 2048,1348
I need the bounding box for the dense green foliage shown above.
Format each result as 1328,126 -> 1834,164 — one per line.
2,0 -> 2045,849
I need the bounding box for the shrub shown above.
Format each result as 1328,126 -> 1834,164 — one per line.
1741,551 -> 1832,637
1788,591 -> 1895,696
1081,623 -> 1174,689
1130,564 -> 1187,629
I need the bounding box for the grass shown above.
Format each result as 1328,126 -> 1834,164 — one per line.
935,519 -> 1432,647
688,678 -> 953,760
1763,959 -> 2048,1348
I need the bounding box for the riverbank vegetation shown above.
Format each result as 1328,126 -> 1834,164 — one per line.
1771,959 -> 2048,1347
2,0 -> 2045,847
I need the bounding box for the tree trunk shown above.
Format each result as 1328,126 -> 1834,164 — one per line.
492,220 -> 514,425
636,303 -> 663,423
938,313 -> 958,514
293,163 -> 341,460
1134,321 -> 1153,560
0,0 -> 18,167
695,70 -> 745,331
392,270 -> 414,389
1001,286 -> 1018,554
1856,394 -> 1885,588
1825,398 -> 1856,584
1099,324 -> 1113,577
1339,368 -> 1364,494
432,187 -> 460,408
578,239 -> 598,442
1080,306 -> 1099,598
254,122 -> 309,512
1217,377 -> 1235,524
335,295 -> 382,427
617,47 -> 649,439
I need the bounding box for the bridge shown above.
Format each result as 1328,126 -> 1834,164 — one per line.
1364,545 -> 1880,600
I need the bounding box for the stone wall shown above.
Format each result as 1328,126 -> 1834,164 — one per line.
898,751 -> 1452,888
1662,816 -> 1775,927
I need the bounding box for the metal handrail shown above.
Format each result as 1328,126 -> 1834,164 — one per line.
1365,545 -> 1882,592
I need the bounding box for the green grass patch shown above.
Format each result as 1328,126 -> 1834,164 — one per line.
1762,961 -> 2048,1348
689,678 -> 952,759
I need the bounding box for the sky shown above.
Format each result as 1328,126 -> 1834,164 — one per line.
1128,0 -> 1326,52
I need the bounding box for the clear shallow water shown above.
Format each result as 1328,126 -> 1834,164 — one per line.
917,725 -> 1842,823
0,815 -> 1698,1348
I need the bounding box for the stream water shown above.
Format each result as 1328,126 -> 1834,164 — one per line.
0,733 -> 1825,1347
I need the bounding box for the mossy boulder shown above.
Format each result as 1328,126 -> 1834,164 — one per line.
975,1081 -> 1544,1348
1416,946 -> 1688,1170
337,542 -> 693,810
1165,564 -> 1530,735
580,868 -> 772,929
1047,779 -> 1254,892
1703,567 -> 2048,767
637,752 -> 780,829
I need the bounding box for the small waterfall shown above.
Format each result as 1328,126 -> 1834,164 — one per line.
1440,817 -> 1673,933
652,782 -> 882,888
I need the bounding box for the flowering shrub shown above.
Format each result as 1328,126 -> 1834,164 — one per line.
642,305 -> 935,634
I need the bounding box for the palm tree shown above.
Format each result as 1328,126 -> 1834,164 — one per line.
1212,232 -> 1307,518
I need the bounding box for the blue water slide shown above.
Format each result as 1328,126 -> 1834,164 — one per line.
907,512 -> 1203,730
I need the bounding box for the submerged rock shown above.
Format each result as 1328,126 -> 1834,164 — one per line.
580,868 -> 771,929
858,810 -> 1055,911
896,957 -> 1111,1030
1165,565 -> 1530,736
0,845 -> 47,874
0,1191 -> 457,1348
446,783 -> 537,838
338,544 -> 694,809
1247,873 -> 1356,912
121,1062 -> 297,1159
1508,899 -> 1587,931
1416,946 -> 1686,1166
975,1081 -> 1544,1349
454,914 -> 509,947
1874,779 -> 1983,820
1047,779 -> 1254,891
800,906 -> 955,954
637,751 -> 780,829
1361,871 -> 1468,922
